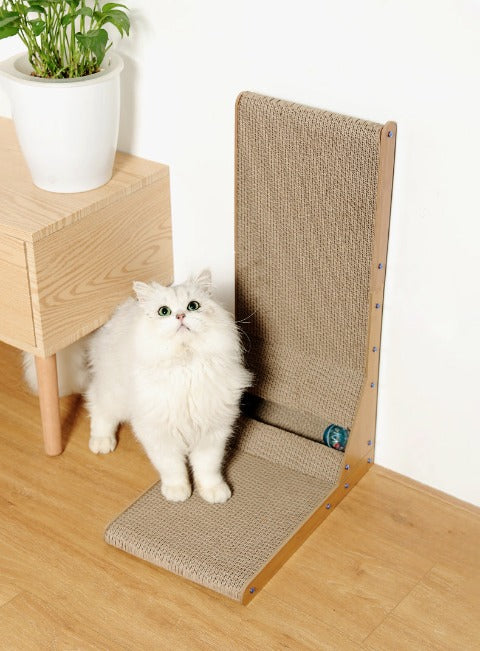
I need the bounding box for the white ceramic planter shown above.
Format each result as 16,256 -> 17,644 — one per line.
0,52 -> 123,193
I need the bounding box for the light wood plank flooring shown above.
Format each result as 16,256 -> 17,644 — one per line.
0,340 -> 479,650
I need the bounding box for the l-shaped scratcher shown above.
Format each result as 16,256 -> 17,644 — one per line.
104,92 -> 396,603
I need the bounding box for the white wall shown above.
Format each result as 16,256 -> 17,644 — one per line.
1,0 -> 479,506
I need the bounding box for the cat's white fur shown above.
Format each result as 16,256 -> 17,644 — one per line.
23,338 -> 89,397
24,271 -> 251,504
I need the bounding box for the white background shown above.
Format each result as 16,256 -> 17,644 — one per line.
1,0 -> 479,505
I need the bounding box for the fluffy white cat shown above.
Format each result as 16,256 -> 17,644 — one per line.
24,270 -> 252,504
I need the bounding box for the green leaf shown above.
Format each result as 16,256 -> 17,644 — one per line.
102,2 -> 129,11
27,4 -> 47,13
66,0 -> 80,8
61,5 -> 93,25
0,19 -> 19,40
0,10 -> 20,20
77,6 -> 93,17
60,12 -> 75,26
100,9 -> 129,36
28,18 -> 46,35
0,14 -> 20,39
75,27 -> 108,64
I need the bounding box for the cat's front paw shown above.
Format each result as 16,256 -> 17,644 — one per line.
198,481 -> 232,504
162,482 -> 192,502
89,435 -> 117,454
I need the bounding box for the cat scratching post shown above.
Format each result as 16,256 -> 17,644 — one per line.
104,92 -> 396,603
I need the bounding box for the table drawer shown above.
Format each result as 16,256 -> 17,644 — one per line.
0,234 -> 35,348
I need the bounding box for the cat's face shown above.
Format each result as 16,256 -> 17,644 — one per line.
133,270 -> 219,339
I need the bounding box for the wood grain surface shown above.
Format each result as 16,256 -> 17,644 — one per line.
34,355 -> 62,456
0,233 -> 35,348
28,175 -> 173,356
0,340 -> 478,649
0,118 -> 169,242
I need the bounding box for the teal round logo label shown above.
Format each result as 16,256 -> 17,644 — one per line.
322,424 -> 349,451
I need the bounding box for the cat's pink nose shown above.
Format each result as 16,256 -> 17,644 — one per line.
176,312 -> 186,321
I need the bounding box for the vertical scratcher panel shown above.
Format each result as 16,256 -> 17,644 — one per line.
236,92 -> 383,428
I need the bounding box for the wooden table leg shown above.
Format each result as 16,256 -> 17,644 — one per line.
35,355 -> 62,456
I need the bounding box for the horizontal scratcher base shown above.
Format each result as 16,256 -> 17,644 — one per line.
104,419 -> 343,601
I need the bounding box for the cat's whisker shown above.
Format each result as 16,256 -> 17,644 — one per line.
239,329 -> 252,354
235,310 -> 257,325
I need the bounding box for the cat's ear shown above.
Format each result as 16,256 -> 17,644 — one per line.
133,281 -> 155,305
191,269 -> 213,295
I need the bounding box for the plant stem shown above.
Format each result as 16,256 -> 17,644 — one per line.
70,16 -> 75,78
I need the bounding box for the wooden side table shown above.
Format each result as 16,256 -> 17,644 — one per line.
0,118 -> 173,455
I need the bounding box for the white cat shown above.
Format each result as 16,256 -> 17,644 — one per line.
24,270 -> 252,504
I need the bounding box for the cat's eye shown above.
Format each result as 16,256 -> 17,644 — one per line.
187,301 -> 200,311
158,306 -> 171,317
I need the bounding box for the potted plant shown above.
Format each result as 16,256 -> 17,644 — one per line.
0,1 -> 130,192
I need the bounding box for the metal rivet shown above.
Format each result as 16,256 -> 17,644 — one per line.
370,382 -> 375,388
326,503 -> 331,510
368,439 -> 372,446
373,346 -> 378,352
345,464 -> 350,470
344,483 -> 350,489
367,458 -> 372,463
378,263 -> 384,270
388,131 -> 393,137
375,303 -> 381,309
249,587 -> 256,594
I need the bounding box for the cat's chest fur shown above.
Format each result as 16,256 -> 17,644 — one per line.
133,343 -> 233,437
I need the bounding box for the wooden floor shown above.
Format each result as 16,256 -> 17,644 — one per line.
0,340 -> 479,650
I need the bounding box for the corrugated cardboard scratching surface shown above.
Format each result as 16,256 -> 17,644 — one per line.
106,419 -> 342,601
236,92 -> 382,429
105,92 -> 384,601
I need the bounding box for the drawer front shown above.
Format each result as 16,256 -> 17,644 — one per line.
0,234 -> 35,348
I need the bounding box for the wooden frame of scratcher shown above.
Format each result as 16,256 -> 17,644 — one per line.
104,93 -> 396,605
